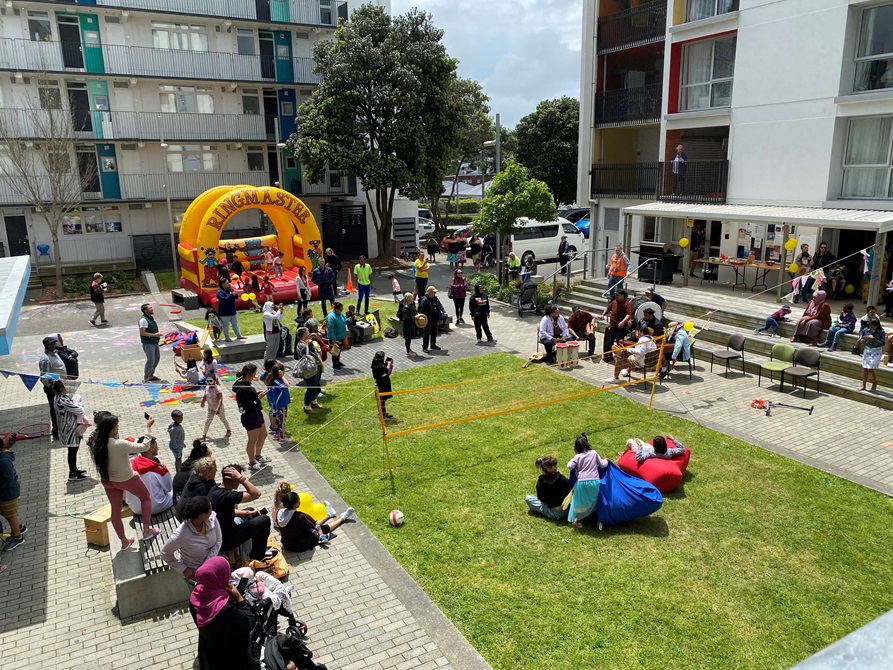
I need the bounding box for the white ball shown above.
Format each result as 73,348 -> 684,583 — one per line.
388,509 -> 405,527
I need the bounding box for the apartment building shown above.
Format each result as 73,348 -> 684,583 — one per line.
0,0 -> 400,274
578,0 -> 893,295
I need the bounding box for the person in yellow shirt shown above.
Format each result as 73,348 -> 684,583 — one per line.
353,255 -> 373,314
413,250 -> 429,300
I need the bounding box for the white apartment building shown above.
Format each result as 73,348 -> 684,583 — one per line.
0,0 -> 406,275
577,0 -> 893,298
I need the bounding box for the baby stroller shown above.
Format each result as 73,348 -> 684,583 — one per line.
259,634 -> 328,670
517,281 -> 542,317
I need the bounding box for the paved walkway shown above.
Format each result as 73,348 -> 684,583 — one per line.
2,278 -> 891,669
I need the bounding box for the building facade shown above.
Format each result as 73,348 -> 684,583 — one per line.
0,0 -> 406,274
577,0 -> 893,284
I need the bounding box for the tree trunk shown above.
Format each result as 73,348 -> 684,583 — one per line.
48,215 -> 63,298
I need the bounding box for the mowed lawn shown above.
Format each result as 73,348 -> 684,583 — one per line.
187,296 -> 399,336
288,353 -> 893,670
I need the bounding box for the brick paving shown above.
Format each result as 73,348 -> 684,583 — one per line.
2,276 -> 891,669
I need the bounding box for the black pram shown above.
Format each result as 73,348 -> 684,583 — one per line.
259,634 -> 328,670
517,281 -> 542,317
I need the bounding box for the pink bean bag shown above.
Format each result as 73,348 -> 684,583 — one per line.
618,440 -> 691,493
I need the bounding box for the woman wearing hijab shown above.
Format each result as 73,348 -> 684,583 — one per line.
189,556 -> 257,670
791,290 -> 831,345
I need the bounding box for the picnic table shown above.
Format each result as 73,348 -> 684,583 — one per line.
694,259 -> 783,292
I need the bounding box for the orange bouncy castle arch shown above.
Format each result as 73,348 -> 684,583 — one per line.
177,185 -> 323,307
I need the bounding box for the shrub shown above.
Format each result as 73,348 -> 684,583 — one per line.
62,276 -> 90,294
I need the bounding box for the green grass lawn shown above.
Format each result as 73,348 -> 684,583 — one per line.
287,353 -> 893,670
186,296 -> 399,336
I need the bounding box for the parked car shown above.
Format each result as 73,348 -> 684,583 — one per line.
417,217 -> 436,236
509,218 -> 585,267
575,217 -> 591,238
418,207 -> 434,221
558,207 -> 590,224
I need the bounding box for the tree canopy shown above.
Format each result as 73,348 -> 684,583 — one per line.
288,4 -> 460,257
514,96 -> 579,206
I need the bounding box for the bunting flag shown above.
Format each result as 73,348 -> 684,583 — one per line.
19,374 -> 41,391
145,384 -> 163,402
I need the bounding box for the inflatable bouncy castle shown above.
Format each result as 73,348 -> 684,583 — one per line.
177,185 -> 324,308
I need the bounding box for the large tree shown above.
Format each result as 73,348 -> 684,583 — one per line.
514,96 -> 579,206
289,5 -> 459,257
476,159 -> 556,282
0,105 -> 97,297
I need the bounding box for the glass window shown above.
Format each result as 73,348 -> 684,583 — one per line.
247,149 -> 265,171
320,0 -> 333,25
84,207 -> 104,234
328,172 -> 341,188
237,29 -> 255,56
48,150 -> 71,173
541,225 -> 559,238
685,0 -> 738,23
166,144 -> 219,172
160,85 -> 214,114
242,94 -> 260,115
27,12 -> 52,42
281,101 -> 294,116
842,116 -> 893,198
38,84 -> 62,110
854,3 -> 893,92
680,36 -> 736,111
152,22 -> 209,52
562,223 -> 579,235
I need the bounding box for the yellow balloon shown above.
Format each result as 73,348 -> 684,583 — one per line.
679,237 -> 690,248
309,502 -> 328,521
248,293 -> 257,301
784,238 -> 798,251
683,321 -> 694,332
845,284 -> 855,294
297,492 -> 313,513
241,294 -> 250,302
788,263 -> 799,273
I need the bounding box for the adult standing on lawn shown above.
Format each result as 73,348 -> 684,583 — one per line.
419,286 -> 445,353
294,266 -> 311,312
139,303 -> 164,383
449,269 -> 468,324
38,336 -> 68,440
89,273 -> 108,326
469,283 -> 496,343
324,247 -> 343,290
261,302 -> 282,363
215,279 -> 245,343
52,380 -> 87,481
312,259 -> 337,316
413,250 -> 430,300
354,255 -> 373,315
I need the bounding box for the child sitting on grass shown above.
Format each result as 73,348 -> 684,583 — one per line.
525,455 -> 570,521
754,305 -> 791,338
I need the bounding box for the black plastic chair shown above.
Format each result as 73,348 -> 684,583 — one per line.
785,347 -> 821,398
710,334 -> 745,377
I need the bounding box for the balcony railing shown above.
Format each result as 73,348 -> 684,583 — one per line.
119,171 -> 271,200
0,108 -> 277,142
658,160 -> 728,203
591,160 -> 729,202
595,83 -> 663,126
0,38 -> 321,85
293,174 -> 357,197
89,0 -> 347,26
598,0 -> 667,54
591,162 -> 659,199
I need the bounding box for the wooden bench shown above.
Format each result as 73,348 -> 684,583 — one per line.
134,506 -> 179,574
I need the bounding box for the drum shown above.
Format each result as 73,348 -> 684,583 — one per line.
556,342 -> 569,368
566,340 -> 579,366
630,297 -> 662,325
415,314 -> 428,328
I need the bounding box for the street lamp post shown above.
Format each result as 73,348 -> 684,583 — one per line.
160,135 -> 179,289
483,113 -> 503,278
273,117 -> 286,191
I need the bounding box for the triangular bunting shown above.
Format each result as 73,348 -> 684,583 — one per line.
146,384 -> 162,402
19,374 -> 41,392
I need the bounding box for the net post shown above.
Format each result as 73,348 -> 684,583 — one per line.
648,334 -> 666,411
375,387 -> 396,493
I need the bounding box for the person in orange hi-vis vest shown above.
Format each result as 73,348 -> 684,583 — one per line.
605,244 -> 630,300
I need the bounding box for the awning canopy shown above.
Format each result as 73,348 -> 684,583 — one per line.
622,202 -> 893,233
0,256 -> 32,356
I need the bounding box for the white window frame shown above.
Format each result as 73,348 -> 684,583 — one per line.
680,35 -> 736,112
151,22 -> 209,52
842,116 -> 893,199
247,146 -> 265,171
853,2 -> 893,93
685,0 -> 738,23
27,11 -> 52,42
159,85 -> 215,114
165,144 -> 219,172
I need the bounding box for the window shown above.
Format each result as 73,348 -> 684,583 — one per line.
38,80 -> 62,110
842,116 -> 893,198
854,3 -> 893,92
48,150 -> 71,173
152,22 -> 209,52
73,206 -> 121,234
242,90 -> 260,115
562,223 -> 579,235
27,11 -> 52,42
680,36 -> 736,111
160,85 -> 214,114
320,0 -> 333,25
281,101 -> 294,117
237,29 -> 255,56
247,146 -> 265,171
685,0 -> 738,23
165,144 -> 219,172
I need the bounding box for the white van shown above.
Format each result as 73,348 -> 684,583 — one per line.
510,217 -> 585,266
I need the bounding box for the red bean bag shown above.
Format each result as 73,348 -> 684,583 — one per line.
617,440 -> 691,493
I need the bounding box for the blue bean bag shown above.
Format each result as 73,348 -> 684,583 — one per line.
596,462 -> 663,527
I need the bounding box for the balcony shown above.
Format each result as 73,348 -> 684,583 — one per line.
91,0 -> 347,26
0,108 -> 277,143
0,38 -> 322,85
591,162 -> 659,199
294,174 -> 357,197
598,0 -> 667,54
658,160 -> 728,203
119,171 -> 271,200
595,83 -> 662,126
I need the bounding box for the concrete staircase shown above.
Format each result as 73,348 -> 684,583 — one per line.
556,278 -> 893,410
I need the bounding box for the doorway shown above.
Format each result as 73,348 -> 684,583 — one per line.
57,16 -> 84,69
4,216 -> 29,258
255,0 -> 271,22
67,83 -> 92,132
263,89 -> 278,135
77,146 -> 100,193
259,32 -> 275,80
836,229 -> 876,293
267,147 -> 280,188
